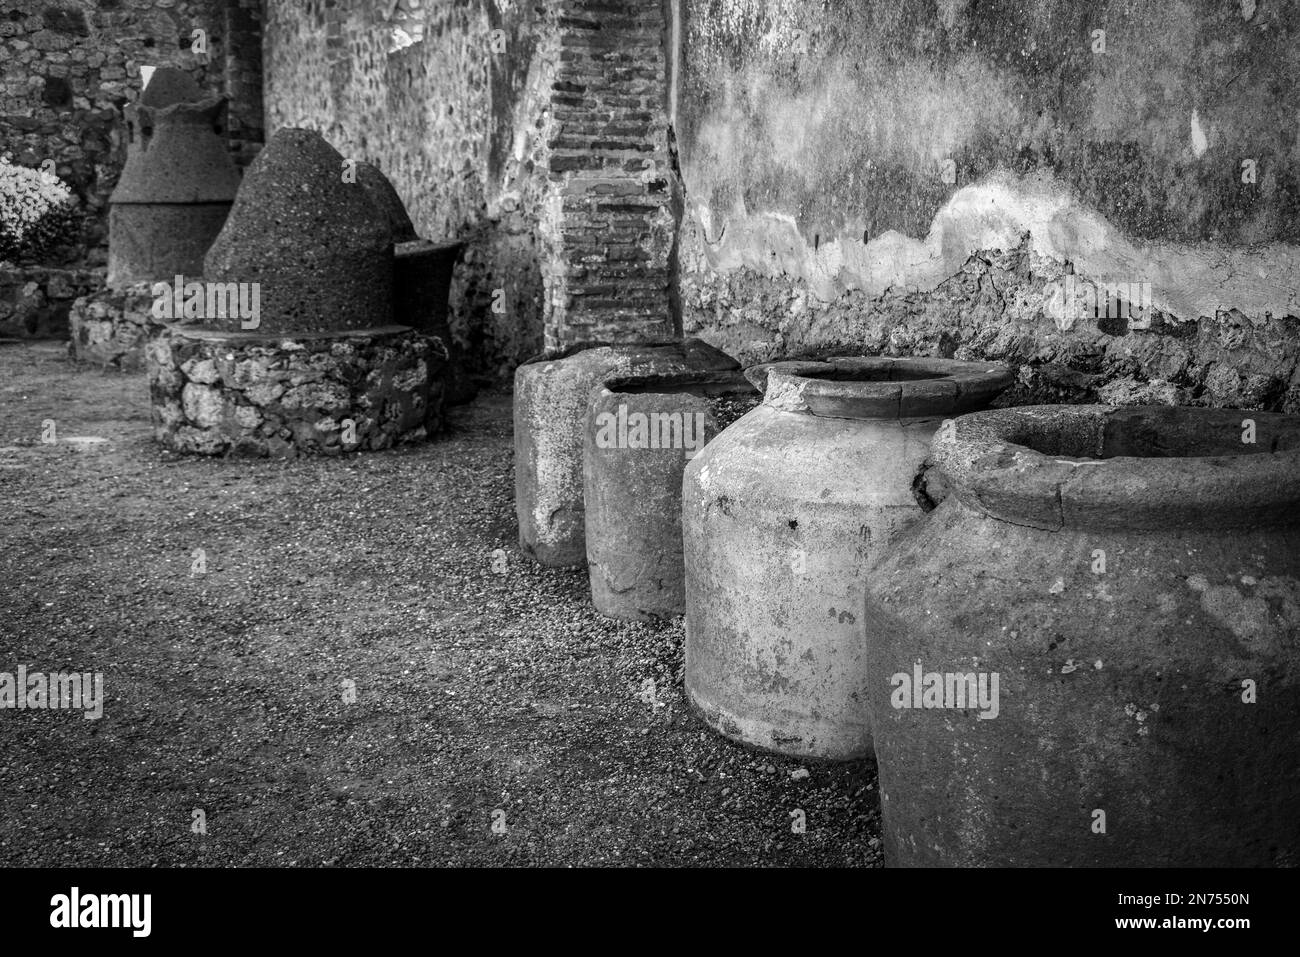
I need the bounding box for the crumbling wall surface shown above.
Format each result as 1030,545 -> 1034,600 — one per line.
263,0 -> 558,378
675,0 -> 1300,410
0,0 -> 265,264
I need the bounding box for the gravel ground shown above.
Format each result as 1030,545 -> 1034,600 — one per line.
0,340 -> 881,867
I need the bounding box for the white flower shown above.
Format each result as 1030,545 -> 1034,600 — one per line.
1,157 -> 75,252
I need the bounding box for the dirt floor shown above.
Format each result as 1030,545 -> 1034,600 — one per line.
0,340 -> 880,867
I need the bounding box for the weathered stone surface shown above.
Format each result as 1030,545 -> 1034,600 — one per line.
107,203 -> 235,291
181,381 -> 225,428
146,325 -> 446,457
583,371 -> 758,621
678,0 -> 1300,414
684,229 -> 1300,414
681,0 -> 1300,249
515,338 -> 739,567
68,282 -> 164,371
866,404 -> 1300,866
1,266 -> 101,339
203,128 -> 394,333
682,357 -> 1011,760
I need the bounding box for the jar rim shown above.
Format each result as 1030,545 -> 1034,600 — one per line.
931,405 -> 1300,530
597,369 -> 756,399
750,356 -> 1013,420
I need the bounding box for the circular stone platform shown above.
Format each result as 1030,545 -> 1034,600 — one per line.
146,325 -> 446,457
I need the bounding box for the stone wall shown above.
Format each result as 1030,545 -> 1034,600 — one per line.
0,0 -> 265,267
673,0 -> 1300,412
0,263 -> 101,338
67,278 -> 155,368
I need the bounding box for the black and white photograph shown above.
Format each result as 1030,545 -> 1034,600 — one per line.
0,0 -> 1296,940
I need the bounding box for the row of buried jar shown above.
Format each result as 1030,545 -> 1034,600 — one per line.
513,340 -> 1300,867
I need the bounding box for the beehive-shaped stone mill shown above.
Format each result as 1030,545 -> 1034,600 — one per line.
145,128 -> 446,457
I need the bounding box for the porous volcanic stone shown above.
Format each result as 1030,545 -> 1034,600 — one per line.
357,162 -> 419,244
203,128 -> 394,333
865,404 -> 1300,866
515,339 -> 739,567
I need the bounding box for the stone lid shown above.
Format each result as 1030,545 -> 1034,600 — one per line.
111,95 -> 240,205
139,67 -> 203,108
929,405 -> 1300,531
750,356 -> 1012,419
203,128 -> 395,333
357,163 -> 419,243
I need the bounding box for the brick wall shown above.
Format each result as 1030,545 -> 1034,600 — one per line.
540,0 -> 678,352
0,0 -> 264,267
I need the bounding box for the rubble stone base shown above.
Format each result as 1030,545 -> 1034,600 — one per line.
2,266 -> 104,341
146,324 -> 445,457
69,283 -> 160,371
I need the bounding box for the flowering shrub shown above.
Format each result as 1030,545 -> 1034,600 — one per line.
0,156 -> 79,264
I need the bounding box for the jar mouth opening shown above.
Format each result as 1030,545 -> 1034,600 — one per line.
750,356 -> 1012,420
517,337 -> 738,369
598,370 -> 756,399
931,405 -> 1300,531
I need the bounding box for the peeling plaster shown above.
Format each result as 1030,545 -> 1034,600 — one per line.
675,0 -> 1300,411
692,169 -> 1300,322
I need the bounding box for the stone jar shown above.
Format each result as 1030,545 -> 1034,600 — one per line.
514,339 -> 739,567
583,370 -> 759,621
863,405 -> 1300,867
682,356 -> 1012,760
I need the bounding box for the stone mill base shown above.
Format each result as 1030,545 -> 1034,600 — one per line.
68,283 -> 160,371
146,324 -> 446,457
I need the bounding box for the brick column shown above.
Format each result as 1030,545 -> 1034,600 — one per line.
541,0 -> 678,353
